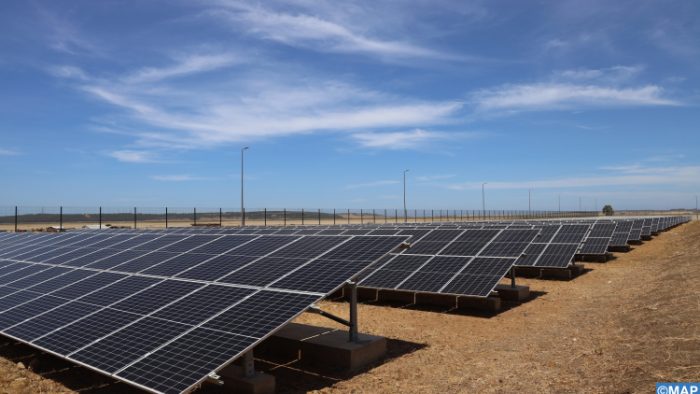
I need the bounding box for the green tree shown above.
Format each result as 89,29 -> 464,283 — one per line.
602,205 -> 614,216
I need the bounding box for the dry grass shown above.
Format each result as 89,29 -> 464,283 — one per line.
0,222 -> 698,393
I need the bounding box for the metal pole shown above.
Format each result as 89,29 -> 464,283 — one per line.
99,206 -> 102,229
264,208 -> 267,226
431,209 -> 434,222
193,207 -> 197,226
59,206 -> 63,230
347,208 -> 350,224
14,206 -> 17,232
360,209 -> 363,224
219,208 -> 222,226
333,208 -> 336,225
403,169 -> 409,222
301,208 -> 305,225
384,209 -> 387,223
318,208 -> 321,225
372,209 -> 376,224
284,208 -> 287,226
481,182 -> 487,215
241,146 -> 249,226
348,281 -> 358,342
166,207 -> 169,228
133,207 -> 137,229
394,209 -> 398,223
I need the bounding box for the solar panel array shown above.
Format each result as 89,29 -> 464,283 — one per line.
0,231 -> 408,394
358,228 -> 539,297
578,222 -> 617,255
516,224 -> 590,268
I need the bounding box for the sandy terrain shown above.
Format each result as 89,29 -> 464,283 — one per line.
0,221 -> 697,393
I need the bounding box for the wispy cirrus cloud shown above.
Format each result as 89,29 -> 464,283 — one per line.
0,148 -> 20,156
107,150 -> 158,163
471,65 -> 680,113
205,1 -> 467,62
123,54 -> 241,84
52,57 -> 463,149
345,180 -> 400,190
447,165 -> 700,190
150,174 -> 205,182
351,129 -> 452,150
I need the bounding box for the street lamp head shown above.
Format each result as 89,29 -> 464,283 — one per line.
242,146 -> 249,151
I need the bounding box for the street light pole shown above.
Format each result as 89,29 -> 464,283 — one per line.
558,193 -> 561,213
481,182 -> 487,215
241,146 -> 249,226
403,169 -> 409,222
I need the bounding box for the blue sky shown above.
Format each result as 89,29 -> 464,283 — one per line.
1,0 -> 699,211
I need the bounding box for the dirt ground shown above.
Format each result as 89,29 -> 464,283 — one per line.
0,221 -> 698,393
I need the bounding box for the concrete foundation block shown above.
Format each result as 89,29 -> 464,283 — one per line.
219,365 -> 276,394
264,323 -> 387,373
456,296 -> 501,312
494,284 -> 530,301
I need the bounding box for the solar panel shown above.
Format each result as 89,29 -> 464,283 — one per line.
515,224 -> 588,268
579,222 -> 616,255
0,232 -> 407,394
359,228 -> 539,297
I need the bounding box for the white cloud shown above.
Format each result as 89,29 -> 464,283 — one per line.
471,83 -> 678,112
67,64 -> 462,148
150,174 -> 203,182
208,2 -> 462,61
555,65 -> 643,83
345,180 -> 400,190
351,129 -> 453,150
123,54 -> 241,84
48,65 -> 89,80
447,165 -> 700,190
416,174 -> 456,182
108,150 -> 158,163
0,148 -> 20,156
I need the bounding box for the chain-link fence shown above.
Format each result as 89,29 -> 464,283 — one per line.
0,206 -> 636,231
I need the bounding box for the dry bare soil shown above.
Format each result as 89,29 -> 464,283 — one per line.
1,221 -> 698,393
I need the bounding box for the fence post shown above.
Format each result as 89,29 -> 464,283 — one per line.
133,207 -> 137,229
193,208 -> 197,226
14,206 -> 18,232
99,206 -> 102,229
318,209 -> 321,225
264,208 -> 267,226
59,206 -> 63,230
166,207 -> 169,228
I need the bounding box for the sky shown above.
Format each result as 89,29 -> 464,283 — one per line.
1,0 -> 699,211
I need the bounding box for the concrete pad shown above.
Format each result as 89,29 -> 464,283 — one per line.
263,323 -> 386,372
415,292 -> 457,308
377,289 -> 415,304
219,365 -> 276,394
457,296 -> 501,312
494,284 -> 530,302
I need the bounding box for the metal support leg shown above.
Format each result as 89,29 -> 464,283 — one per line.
510,267 -> 516,288
348,281 -> 358,342
242,350 -> 255,378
